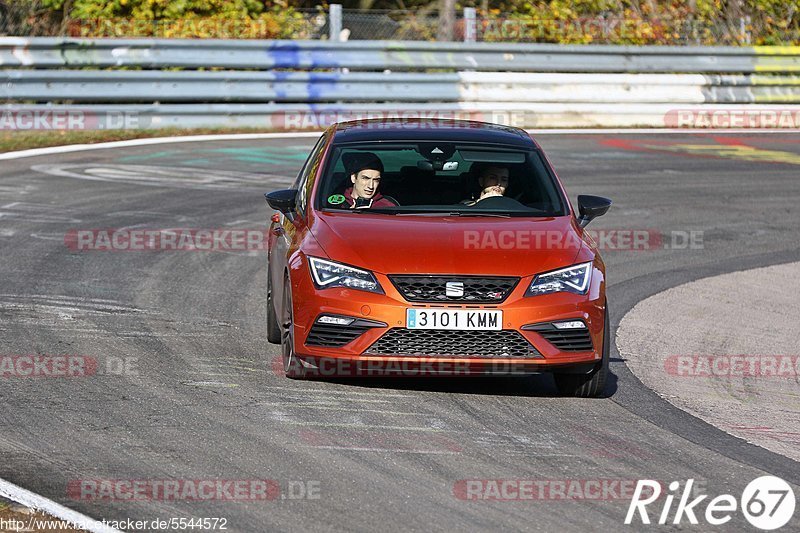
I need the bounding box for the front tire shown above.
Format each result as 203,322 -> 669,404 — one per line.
281,275 -> 306,379
553,301 -> 610,398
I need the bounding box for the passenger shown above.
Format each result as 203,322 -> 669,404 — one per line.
462,163 -> 510,205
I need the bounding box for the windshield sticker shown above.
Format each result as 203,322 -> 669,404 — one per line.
328,194 -> 346,205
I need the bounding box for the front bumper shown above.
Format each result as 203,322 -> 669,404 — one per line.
289,259 -> 605,375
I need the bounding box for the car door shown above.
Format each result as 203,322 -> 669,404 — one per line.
268,133 -> 329,317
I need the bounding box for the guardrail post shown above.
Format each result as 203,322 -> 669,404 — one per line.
464,7 -> 477,42
329,4 -> 342,42
741,16 -> 752,45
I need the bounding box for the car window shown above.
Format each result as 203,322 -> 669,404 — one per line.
316,142 -> 566,216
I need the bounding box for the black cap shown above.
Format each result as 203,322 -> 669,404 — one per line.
343,152 -> 383,176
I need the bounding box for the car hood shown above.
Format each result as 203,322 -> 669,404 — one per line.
311,212 -> 587,277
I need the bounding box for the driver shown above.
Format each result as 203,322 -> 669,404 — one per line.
339,152 -> 399,209
461,163 -> 510,205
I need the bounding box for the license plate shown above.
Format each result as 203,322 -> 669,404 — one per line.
406,309 -> 502,330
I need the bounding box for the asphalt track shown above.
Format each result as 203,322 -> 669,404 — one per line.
1,132 -> 799,532
618,261 -> 800,463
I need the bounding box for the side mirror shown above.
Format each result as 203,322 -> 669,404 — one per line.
577,195 -> 612,228
265,189 -> 298,222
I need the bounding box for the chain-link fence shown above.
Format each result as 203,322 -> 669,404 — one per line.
63,14 -> 323,39
65,10 -> 441,41
1,3 -> 798,45
331,10 -> 798,46
314,9 -> 440,41
0,2 -> 325,39
470,15 -> 798,46
0,0 -> 63,37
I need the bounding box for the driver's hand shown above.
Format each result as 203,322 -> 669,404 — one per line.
479,186 -> 503,199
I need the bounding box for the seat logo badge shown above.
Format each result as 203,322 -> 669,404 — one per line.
445,281 -> 464,297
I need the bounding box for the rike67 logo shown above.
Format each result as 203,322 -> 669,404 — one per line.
626,477 -> 796,530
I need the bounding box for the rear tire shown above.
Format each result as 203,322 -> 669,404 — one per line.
553,301 -> 610,398
267,264 -> 281,344
281,275 -> 306,379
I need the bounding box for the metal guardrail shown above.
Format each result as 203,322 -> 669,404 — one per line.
2,38 -> 800,129
4,102 -> 799,130
2,38 -> 800,73
4,70 -> 800,104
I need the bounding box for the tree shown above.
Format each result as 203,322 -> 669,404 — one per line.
437,0 -> 454,40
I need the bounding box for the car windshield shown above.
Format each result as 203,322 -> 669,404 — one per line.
316,142 -> 566,216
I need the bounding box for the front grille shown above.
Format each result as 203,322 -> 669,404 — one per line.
389,275 -> 519,303
537,330 -> 594,352
365,329 -> 541,358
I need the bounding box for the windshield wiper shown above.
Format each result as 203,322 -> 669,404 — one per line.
395,211 -> 511,218
394,211 -> 449,217
445,211 -> 512,218
347,208 -> 398,214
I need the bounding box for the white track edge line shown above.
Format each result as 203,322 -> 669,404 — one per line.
0,132 -> 322,160
0,477 -> 122,533
1,128 -> 799,161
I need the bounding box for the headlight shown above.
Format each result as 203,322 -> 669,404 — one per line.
526,262 -> 593,297
308,257 -> 383,294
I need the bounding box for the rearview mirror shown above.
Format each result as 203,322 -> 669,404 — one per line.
577,195 -> 612,228
265,189 -> 298,222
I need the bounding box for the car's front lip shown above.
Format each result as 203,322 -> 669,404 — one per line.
288,355 -> 600,378
289,258 -> 605,372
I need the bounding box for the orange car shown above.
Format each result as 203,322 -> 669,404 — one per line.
265,119 -> 611,397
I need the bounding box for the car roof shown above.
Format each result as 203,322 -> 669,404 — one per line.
331,119 -> 537,148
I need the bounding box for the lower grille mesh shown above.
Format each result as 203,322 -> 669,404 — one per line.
306,323 -> 372,348
537,329 -> 593,351
365,328 -> 541,358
